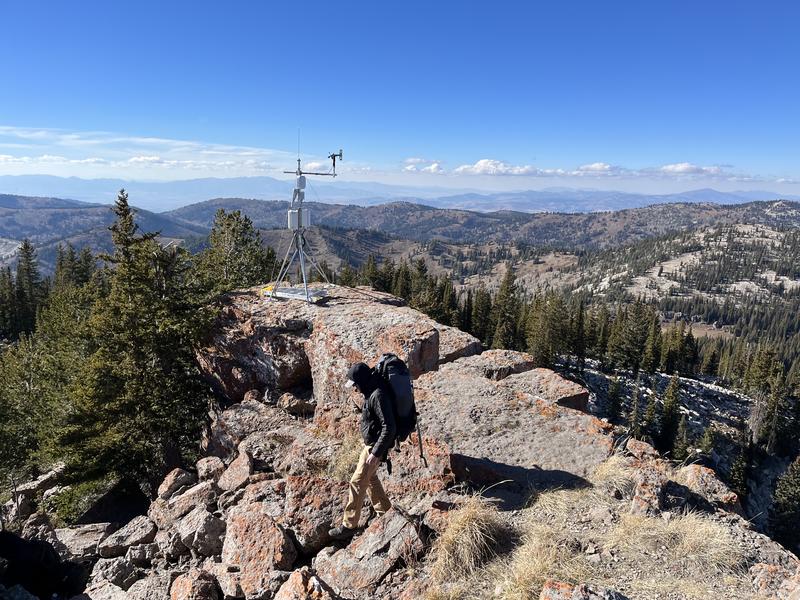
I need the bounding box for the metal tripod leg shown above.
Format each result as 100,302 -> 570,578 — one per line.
296,233 -> 310,302
299,231 -> 331,283
271,231 -> 299,298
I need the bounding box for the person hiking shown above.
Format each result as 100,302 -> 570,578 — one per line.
328,361 -> 395,540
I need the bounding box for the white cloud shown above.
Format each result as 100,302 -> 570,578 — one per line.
576,162 -> 616,173
128,155 -> 164,164
659,162 -> 723,175
454,159 -> 543,176
403,157 -> 427,165
421,162 -> 443,174
0,125 -> 298,179
403,164 -> 417,172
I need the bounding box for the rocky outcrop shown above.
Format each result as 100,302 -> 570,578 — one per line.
170,569 -> 220,600
43,284 -> 800,600
413,354 -> 612,500
177,507 -> 225,557
2,463 -> 65,524
274,567 -> 341,600
436,325 -> 482,365
222,503 -> 297,598
313,510 -> 424,599
55,523 -> 115,561
217,452 -> 253,492
196,457 -> 225,484
158,469 -> 197,500
97,516 -> 156,559
678,464 -> 742,514
539,580 -> 629,599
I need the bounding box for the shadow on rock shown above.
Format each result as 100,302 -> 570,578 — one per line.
0,530 -> 89,599
451,454 -> 592,509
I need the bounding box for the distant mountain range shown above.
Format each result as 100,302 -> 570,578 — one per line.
1,174 -> 799,213
3,190 -> 800,275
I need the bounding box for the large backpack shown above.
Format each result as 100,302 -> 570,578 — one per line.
374,353 -> 417,443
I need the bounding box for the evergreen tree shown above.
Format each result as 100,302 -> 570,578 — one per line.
197,208 -> 275,295
659,374 -> 681,452
673,415 -> 690,461
728,424 -> 752,499
14,239 -> 42,334
769,457 -> 800,551
471,285 -> 493,347
337,262 -> 357,287
606,306 -> 627,371
759,371 -> 791,455
59,190 -> 212,492
573,299 -> 586,372
628,375 -> 643,439
526,295 -> 552,367
361,255 -> 380,289
641,312 -> 662,374
700,344 -> 720,376
699,424 -> 717,459
0,267 -> 15,338
642,389 -> 660,441
606,375 -> 622,422
491,263 -> 518,350
391,260 -> 412,299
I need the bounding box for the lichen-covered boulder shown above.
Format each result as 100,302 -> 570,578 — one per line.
222,502 -> 298,598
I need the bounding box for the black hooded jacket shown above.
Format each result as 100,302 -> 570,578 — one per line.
349,363 -> 397,458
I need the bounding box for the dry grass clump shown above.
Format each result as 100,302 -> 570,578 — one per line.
590,453 -> 636,497
490,450 -> 748,600
325,432 -> 364,481
605,512 -> 744,576
495,523 -> 591,600
431,495 -> 512,582
424,587 -> 470,600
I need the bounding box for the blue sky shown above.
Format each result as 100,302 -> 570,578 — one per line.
1,0 -> 799,193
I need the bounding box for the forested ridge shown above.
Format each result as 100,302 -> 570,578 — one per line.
1,195 -> 799,554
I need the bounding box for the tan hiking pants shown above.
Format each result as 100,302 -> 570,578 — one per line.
343,445 -> 392,528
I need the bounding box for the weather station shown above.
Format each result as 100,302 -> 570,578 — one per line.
264,149 -> 343,303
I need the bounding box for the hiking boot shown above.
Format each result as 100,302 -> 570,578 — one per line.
327,525 -> 356,540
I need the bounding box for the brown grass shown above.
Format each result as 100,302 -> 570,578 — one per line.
431,495 -> 512,582
491,452 -> 748,600
605,512 -> 744,576
325,432 -> 364,482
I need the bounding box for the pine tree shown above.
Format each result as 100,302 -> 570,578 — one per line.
526,295 -> 552,367
659,374 -> 681,452
628,375 -> 643,439
728,424 -> 752,499
642,389 -> 660,441
338,262 -> 357,287
573,299 -> 586,372
769,457 -> 800,551
700,345 -> 720,376
641,312 -> 662,374
197,208 -> 275,295
673,415 -> 690,461
361,255 -> 380,289
0,267 -> 16,338
14,239 -> 42,335
606,306 -> 627,371
699,424 -> 717,459
59,191 -> 211,492
759,371 -> 791,456
391,260 -> 412,299
491,263 -> 518,350
606,375 -> 622,422
471,285 -> 493,347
